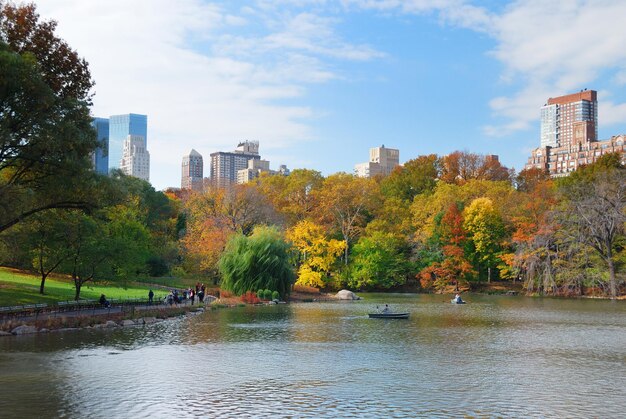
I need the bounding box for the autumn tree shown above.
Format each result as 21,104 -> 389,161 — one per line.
463,197 -> 507,283
257,169 -> 323,225
313,173 -> 380,265
418,203 -> 475,291
440,151 -> 511,184
286,220 -> 345,288
555,155 -> 626,298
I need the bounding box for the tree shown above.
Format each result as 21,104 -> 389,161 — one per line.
440,151 -> 511,184
0,2 -> 93,101
380,154 -> 440,202
257,168 -> 323,225
556,158 -> 626,298
0,3 -> 99,233
28,210 -> 72,294
313,173 -> 379,265
286,220 -> 345,288
219,226 -> 295,298
463,197 -> 507,283
350,231 -> 411,289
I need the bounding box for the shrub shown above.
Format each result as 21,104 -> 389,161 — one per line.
263,289 -> 273,300
241,291 -> 260,304
257,289 -> 265,300
272,290 -> 280,301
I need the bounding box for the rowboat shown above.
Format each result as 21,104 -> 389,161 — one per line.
451,299 -> 466,304
368,312 -> 410,319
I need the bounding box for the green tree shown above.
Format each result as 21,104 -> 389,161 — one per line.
219,226 -> 295,298
350,231 -> 411,289
0,3 -> 99,233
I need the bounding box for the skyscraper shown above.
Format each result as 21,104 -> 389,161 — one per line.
540,90 -> 597,148
120,135 -> 150,181
182,149 -> 204,191
108,114 -> 147,171
210,141 -> 260,188
91,117 -> 109,175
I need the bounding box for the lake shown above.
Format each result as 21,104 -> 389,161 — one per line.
1,294 -> 625,418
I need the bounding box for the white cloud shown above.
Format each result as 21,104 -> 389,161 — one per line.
344,0 -> 626,137
33,0 -> 383,189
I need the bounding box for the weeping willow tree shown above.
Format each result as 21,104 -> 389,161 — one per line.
218,226 -> 295,298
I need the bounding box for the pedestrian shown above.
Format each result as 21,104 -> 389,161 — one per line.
148,289 -> 154,305
189,288 -> 195,305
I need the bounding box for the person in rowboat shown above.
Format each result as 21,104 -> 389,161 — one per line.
454,294 -> 463,303
382,304 -> 390,313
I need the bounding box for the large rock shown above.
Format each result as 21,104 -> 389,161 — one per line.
105,321 -> 118,328
335,289 -> 360,300
11,325 -> 38,335
120,320 -> 136,327
142,317 -> 157,324
0,330 -> 13,337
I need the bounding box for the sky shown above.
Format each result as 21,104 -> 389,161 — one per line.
34,0 -> 626,190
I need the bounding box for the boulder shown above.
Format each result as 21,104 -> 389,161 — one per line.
11,325 -> 38,335
0,330 -> 13,337
142,317 -> 157,324
105,320 -> 118,328
121,320 -> 135,327
335,289 -> 360,300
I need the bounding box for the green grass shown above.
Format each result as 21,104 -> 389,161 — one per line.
0,267 -> 173,306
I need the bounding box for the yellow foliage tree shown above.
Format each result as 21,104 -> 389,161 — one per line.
286,220 -> 345,288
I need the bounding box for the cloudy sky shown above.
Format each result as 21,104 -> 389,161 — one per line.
34,0 -> 626,190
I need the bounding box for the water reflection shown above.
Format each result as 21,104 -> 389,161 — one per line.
1,294 -> 625,418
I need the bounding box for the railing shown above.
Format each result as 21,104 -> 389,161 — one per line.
0,294 -> 218,320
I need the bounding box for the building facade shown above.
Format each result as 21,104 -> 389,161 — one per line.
120,135 -> 150,181
355,145 -> 400,178
109,113 -> 148,171
237,159 -> 270,184
91,117 -> 109,175
540,90 -> 597,148
181,149 -> 204,191
525,134 -> 626,176
210,141 -> 260,188
526,89 -> 626,176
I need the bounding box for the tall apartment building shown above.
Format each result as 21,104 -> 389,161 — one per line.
181,149 -> 204,191
355,145 -> 400,178
210,141 -> 260,188
527,89 -> 626,176
109,114 -> 148,171
540,89 -> 597,148
120,135 -> 150,181
91,117 -> 109,175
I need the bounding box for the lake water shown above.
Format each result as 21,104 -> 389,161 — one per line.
1,294 -> 625,418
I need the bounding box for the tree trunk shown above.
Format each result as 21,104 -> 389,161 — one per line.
344,238 -> 349,265
74,280 -> 82,301
487,266 -> 491,283
39,274 -> 48,294
607,255 -> 616,300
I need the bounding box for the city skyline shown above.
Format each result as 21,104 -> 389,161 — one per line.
34,1 -> 626,190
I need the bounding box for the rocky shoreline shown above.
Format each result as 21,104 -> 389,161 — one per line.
0,306 -> 207,337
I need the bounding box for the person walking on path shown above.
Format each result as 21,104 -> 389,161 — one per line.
148,289 -> 154,305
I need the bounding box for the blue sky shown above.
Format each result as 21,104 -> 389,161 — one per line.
35,0 -> 626,190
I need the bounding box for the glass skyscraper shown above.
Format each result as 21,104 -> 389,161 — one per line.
108,113 -> 147,171
91,117 -> 110,174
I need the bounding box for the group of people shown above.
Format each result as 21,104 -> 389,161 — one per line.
164,283 -> 208,306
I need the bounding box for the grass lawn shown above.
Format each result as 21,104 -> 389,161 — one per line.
0,267 -> 173,306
